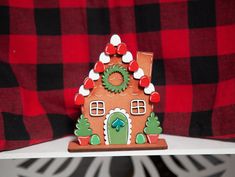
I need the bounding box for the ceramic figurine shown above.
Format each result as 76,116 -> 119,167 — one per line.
68,34 -> 167,152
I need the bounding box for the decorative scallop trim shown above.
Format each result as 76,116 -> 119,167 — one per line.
89,69 -> 99,80
99,52 -> 110,64
122,51 -> 133,63
110,34 -> 121,46
133,68 -> 144,79
117,43 -> 127,55
79,85 -> 90,96
144,83 -> 155,95
74,34 -> 159,104
104,108 -> 132,145
139,75 -> 150,88
74,93 -> 84,105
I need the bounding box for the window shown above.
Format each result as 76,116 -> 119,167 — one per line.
90,101 -> 105,116
131,100 -> 146,115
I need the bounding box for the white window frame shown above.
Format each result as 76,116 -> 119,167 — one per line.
90,101 -> 105,117
131,100 -> 146,115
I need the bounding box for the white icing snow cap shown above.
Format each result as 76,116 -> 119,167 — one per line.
122,51 -> 133,63
99,52 -> 110,64
110,34 -> 121,46
79,85 -> 90,96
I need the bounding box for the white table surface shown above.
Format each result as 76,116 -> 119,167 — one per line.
0,134 -> 235,159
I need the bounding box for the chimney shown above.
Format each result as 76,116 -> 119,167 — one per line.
136,51 -> 154,80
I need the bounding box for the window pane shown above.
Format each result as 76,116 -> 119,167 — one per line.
139,101 -> 145,106
98,109 -> 104,114
91,102 -> 97,107
91,109 -> 97,115
132,108 -> 138,114
139,107 -> 145,113
90,101 -> 105,116
132,101 -> 137,107
98,102 -> 103,108
131,100 -> 146,115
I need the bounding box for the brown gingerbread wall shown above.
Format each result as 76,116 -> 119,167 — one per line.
82,52 -> 154,145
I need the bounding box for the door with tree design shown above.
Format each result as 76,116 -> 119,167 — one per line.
104,109 -> 131,144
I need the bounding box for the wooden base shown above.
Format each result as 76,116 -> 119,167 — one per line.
68,139 -> 168,152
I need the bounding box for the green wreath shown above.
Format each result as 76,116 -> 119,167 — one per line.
102,65 -> 130,93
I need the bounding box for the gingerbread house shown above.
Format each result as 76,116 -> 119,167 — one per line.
68,34 -> 167,152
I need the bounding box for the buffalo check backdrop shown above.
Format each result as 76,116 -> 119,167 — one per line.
0,0 -> 235,151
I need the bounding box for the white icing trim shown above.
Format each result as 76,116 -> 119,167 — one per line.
107,94 -> 114,98
78,85 -> 90,96
89,69 -> 100,80
110,34 -> 121,46
94,94 -> 102,98
89,101 -> 105,117
133,68 -> 144,79
99,52 -> 110,64
122,51 -> 133,63
144,83 -> 155,94
132,93 -> 138,96
130,100 -> 146,115
104,108 -> 132,145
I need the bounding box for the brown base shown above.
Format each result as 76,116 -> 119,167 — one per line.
68,139 -> 168,152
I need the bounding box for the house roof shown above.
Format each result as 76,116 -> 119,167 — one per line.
74,34 -> 160,106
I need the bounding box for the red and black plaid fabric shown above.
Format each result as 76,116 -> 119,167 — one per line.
0,0 -> 235,151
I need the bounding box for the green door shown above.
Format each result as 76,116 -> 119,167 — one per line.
107,112 -> 129,144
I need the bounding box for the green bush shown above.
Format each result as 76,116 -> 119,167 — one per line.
90,134 -> 101,145
144,112 -> 162,135
74,114 -> 92,136
135,133 -> 146,144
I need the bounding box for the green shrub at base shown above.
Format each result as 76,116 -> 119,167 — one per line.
90,134 -> 101,145
74,114 -> 92,137
144,112 -> 162,135
135,133 -> 146,144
